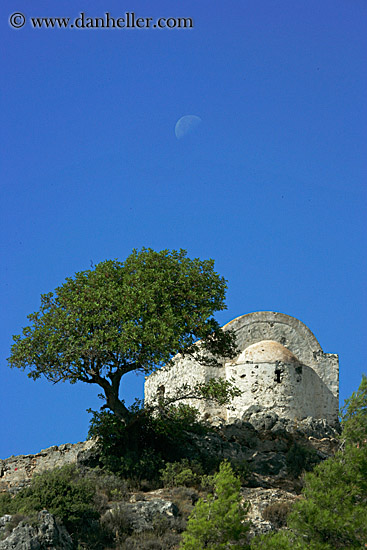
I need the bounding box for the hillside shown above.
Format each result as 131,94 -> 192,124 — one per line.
0,415 -> 340,549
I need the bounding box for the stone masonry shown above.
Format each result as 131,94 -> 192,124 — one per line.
145,311 -> 339,426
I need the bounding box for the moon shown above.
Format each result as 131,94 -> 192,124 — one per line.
175,115 -> 202,139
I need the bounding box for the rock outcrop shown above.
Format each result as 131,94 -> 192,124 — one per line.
182,417 -> 339,493
0,440 -> 97,494
0,511 -> 73,550
0,418 -> 340,543
103,498 -> 179,533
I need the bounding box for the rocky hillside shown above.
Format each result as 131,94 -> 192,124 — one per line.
0,414 -> 340,549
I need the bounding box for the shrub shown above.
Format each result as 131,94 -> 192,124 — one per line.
0,465 -> 110,549
262,501 -> 292,528
10,465 -> 99,531
0,492 -> 12,517
286,442 -> 319,478
119,530 -> 181,550
88,470 -> 129,501
230,458 -> 251,483
199,473 -> 215,492
160,460 -> 203,488
340,373 -> 367,447
100,504 -> 136,540
180,460 -> 250,550
88,404 -> 212,483
170,486 -> 199,519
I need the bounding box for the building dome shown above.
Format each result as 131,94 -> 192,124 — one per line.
236,340 -> 300,364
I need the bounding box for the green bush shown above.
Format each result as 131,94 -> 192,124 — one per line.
87,403 -> 211,483
10,465 -> 99,531
87,469 -> 129,501
230,458 -> 251,483
160,460 -> 203,488
101,505 -> 184,549
119,530 -> 181,550
340,373 -> 367,447
198,473 -> 215,492
0,492 -> 12,517
0,465 -> 110,549
180,460 -> 250,550
100,504 -> 136,539
286,442 -> 319,478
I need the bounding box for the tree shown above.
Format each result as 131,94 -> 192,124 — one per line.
340,373 -> 367,448
251,375 -> 367,550
8,248 -> 238,426
180,460 -> 250,550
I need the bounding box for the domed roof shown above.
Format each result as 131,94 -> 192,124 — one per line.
236,340 -> 300,364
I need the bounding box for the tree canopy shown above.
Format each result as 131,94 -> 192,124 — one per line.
8,248 -> 238,424
180,460 -> 250,550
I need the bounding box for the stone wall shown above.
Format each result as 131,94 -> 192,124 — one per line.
144,356 -> 227,421
144,312 -> 339,426
223,311 -> 339,399
226,361 -> 338,425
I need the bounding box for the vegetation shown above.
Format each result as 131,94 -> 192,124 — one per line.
2,375 -> 366,548
262,501 -> 292,529
8,248 -> 238,426
160,459 -> 203,488
180,460 -> 250,550
87,402 -> 217,484
285,442 -> 320,478
251,374 -> 367,550
5,250 -> 366,548
0,465 -> 110,548
340,373 -> 367,447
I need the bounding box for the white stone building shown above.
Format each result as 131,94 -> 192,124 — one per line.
144,312 -> 339,426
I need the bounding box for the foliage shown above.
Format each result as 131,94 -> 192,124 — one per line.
285,442 -> 320,478
340,373 -> 367,447
262,501 -> 292,529
251,375 -> 367,550
180,460 -> 250,550
87,402 -> 214,482
88,408 -> 165,481
291,445 -> 367,547
0,492 -> 12,517
0,465 -> 108,548
253,446 -> 367,549
229,458 -> 251,484
116,530 -> 181,550
160,459 -> 203,488
250,530 -> 304,550
5,465 -> 97,527
88,470 -> 130,502
101,503 -> 184,550
8,248 -> 238,425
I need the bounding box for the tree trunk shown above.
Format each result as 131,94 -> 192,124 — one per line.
104,390 -> 132,425
91,372 -> 132,425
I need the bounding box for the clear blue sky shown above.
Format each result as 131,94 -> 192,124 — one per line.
1,0 -> 366,459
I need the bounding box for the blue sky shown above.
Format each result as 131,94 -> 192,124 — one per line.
1,0 -> 366,459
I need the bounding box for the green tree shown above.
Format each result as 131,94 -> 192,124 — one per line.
180,460 -> 250,550
341,373 -> 367,448
8,248 -> 238,426
251,374 -> 367,550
